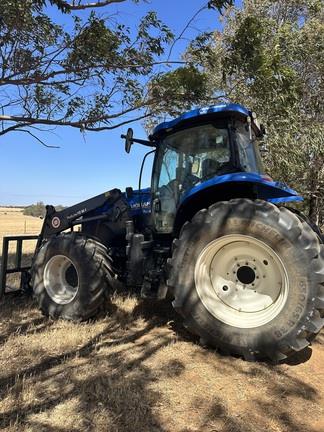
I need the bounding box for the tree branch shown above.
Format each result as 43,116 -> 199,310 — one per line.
0,102 -> 154,131
12,129 -> 60,148
0,61 -> 186,87
0,112 -> 151,145
82,113 -> 150,131
57,0 -> 127,11
0,122 -> 31,135
167,4 -> 208,62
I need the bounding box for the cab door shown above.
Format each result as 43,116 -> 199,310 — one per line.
151,146 -> 180,234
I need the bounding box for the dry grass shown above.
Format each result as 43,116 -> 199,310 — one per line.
0,212 -> 323,432
0,207 -> 42,252
0,207 -> 42,236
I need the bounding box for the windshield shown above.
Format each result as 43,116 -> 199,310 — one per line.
153,123 -> 231,232
157,123 -> 231,194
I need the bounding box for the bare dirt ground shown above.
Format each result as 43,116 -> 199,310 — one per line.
0,209 -> 323,432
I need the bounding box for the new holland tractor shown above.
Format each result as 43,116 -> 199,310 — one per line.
1,103 -> 323,362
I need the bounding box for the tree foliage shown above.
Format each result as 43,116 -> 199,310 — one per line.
23,201 -> 65,217
0,0 -> 232,144
149,66 -> 210,118
0,0 -> 176,140
23,201 -> 46,217
186,0 -> 324,224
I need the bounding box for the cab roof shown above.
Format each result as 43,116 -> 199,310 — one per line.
152,103 -> 251,137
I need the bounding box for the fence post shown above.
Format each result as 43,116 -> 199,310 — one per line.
0,238 -> 9,298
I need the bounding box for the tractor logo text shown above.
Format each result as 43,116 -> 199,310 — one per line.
66,208 -> 87,220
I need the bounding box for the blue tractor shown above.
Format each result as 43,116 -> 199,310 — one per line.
2,103 -> 323,362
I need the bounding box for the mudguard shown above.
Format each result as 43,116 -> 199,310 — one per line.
180,172 -> 303,206
102,174 -> 302,225
125,173 -> 302,219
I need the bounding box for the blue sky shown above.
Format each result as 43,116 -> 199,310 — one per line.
0,0 -> 224,207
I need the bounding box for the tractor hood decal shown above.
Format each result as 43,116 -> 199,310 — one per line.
126,187 -> 152,215
180,172 -> 303,205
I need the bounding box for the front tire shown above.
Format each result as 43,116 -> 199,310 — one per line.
32,233 -> 114,320
168,199 -> 324,361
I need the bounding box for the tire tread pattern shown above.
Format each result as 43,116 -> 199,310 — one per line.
168,199 -> 324,362
32,233 -> 114,321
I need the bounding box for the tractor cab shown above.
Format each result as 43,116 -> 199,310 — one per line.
122,104 -> 301,235
149,104 -> 265,233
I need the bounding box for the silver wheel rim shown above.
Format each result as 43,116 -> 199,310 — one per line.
44,255 -> 79,305
194,234 -> 289,328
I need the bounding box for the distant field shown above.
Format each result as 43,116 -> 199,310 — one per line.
0,207 -> 43,234
0,207 -> 42,250
0,207 -> 22,212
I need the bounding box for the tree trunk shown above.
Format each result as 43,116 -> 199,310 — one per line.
308,157 -> 321,225
309,194 -> 319,225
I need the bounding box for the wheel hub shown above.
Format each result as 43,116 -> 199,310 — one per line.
237,265 -> 255,285
195,235 -> 289,328
44,255 -> 79,305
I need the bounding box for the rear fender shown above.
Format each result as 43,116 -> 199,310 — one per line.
174,172 -> 302,235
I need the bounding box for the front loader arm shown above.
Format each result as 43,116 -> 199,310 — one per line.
41,188 -> 123,240
0,189 -> 124,299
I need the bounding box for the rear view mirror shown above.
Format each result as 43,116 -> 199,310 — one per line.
121,128 -> 134,153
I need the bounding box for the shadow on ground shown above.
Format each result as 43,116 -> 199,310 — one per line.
0,291 -> 322,432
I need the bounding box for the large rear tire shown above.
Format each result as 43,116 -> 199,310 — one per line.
32,233 -> 114,320
168,199 -> 324,361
